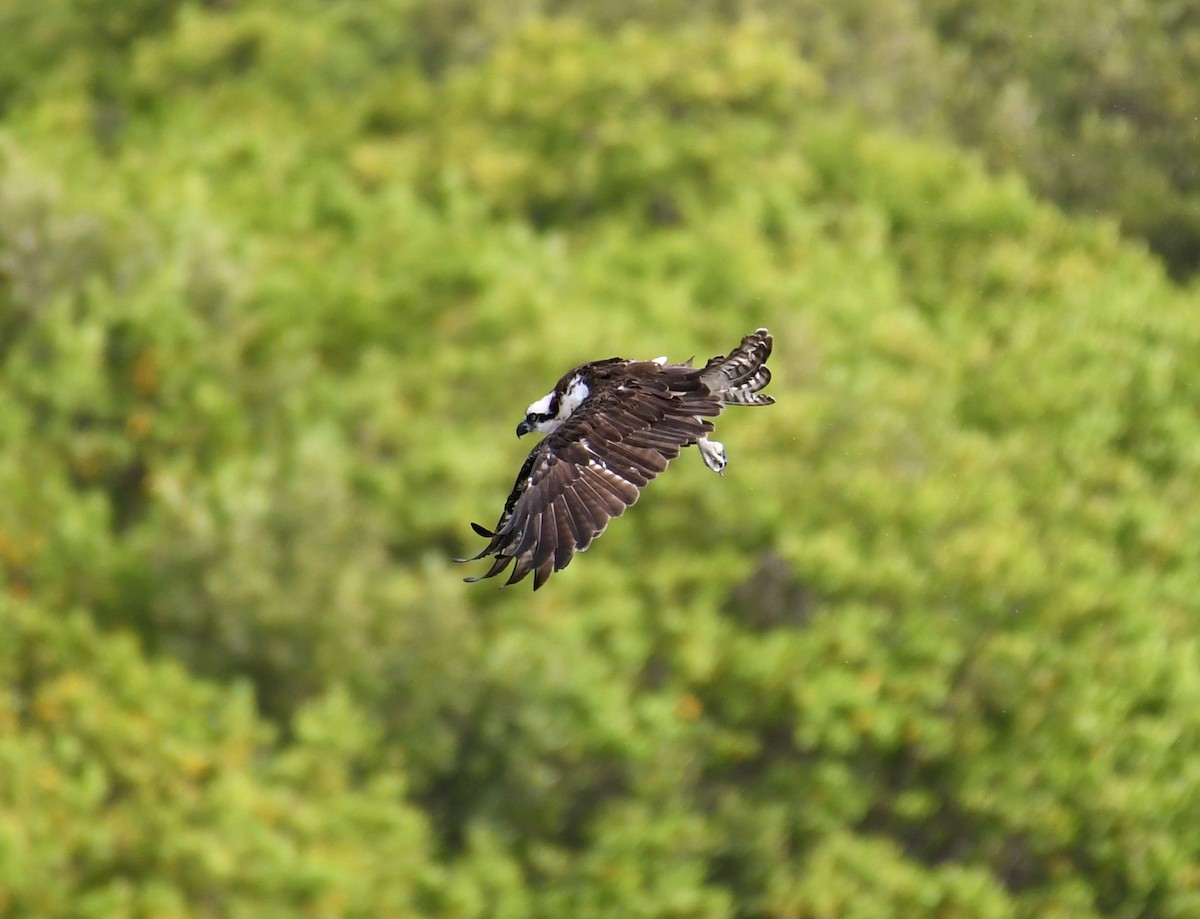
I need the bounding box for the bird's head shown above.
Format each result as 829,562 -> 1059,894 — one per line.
517,373 -> 590,437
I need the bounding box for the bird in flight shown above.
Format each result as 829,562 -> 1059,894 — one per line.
457,328 -> 774,589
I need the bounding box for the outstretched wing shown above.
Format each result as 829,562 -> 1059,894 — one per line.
457,366 -> 722,590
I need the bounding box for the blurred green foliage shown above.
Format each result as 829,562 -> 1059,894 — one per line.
2,1 -> 1200,917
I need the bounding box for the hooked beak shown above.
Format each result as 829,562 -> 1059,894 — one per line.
516,419 -> 533,438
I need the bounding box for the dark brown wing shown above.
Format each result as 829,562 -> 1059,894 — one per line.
457,363 -> 723,589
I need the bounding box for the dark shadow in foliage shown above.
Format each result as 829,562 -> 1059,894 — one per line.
723,552 -> 815,632
417,683 -> 631,857
1144,210 -> 1200,283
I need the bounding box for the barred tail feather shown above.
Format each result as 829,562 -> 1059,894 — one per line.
723,385 -> 774,406
701,328 -> 774,406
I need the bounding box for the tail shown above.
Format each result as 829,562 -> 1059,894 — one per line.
700,328 -> 774,406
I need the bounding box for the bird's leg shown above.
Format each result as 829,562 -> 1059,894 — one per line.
698,435 -> 727,474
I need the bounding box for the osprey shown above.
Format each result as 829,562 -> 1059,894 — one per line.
457,328 -> 774,590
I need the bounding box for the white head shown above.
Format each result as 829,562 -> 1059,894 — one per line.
516,374 -> 590,437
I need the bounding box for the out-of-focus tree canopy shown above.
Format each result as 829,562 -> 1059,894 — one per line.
8,0 -> 1200,278
2,2 -> 1199,917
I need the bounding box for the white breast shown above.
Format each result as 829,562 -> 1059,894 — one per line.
559,375 -> 590,417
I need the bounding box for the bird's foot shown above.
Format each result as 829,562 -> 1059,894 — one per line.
698,436 -> 727,474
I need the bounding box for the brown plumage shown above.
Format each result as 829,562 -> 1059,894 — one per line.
457,329 -> 774,589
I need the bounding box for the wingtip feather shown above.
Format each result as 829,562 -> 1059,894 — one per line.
533,558 -> 554,590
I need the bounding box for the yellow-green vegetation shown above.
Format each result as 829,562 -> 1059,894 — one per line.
2,2 -> 1200,917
